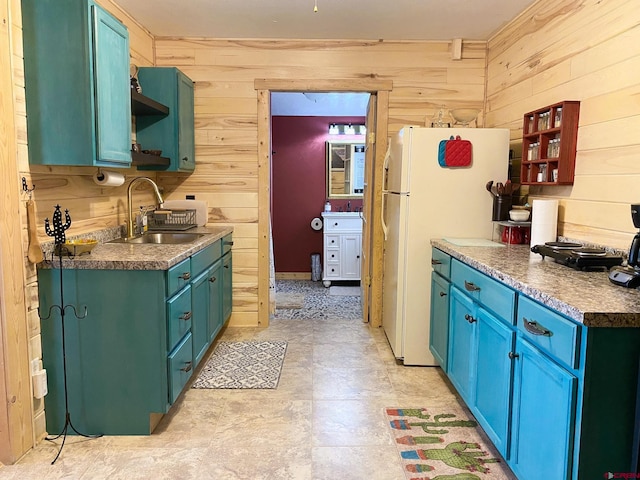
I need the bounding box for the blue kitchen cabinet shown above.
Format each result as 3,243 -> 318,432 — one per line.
38,236 -> 232,435
22,0 -> 131,167
207,260 -> 224,343
429,272 -> 450,370
509,337 -> 577,480
136,67 -> 195,172
473,306 -> 515,458
447,286 -> 476,404
222,235 -> 234,322
429,248 -> 451,370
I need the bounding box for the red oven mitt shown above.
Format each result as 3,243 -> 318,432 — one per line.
444,135 -> 472,167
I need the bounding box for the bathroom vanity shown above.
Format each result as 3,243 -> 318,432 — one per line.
321,212 -> 362,287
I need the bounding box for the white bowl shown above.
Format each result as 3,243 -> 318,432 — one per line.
509,209 -> 530,222
450,108 -> 480,125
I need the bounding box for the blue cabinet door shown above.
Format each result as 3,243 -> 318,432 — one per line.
429,271 -> 450,371
92,5 -> 131,165
509,337 -> 577,480
447,286 -> 476,404
208,261 -> 223,341
177,71 -> 196,171
191,269 -> 210,366
222,252 -> 233,322
473,307 -> 515,459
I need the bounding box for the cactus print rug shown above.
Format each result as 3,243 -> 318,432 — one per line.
385,407 -> 516,480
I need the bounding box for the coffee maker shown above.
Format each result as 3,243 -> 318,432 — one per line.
609,204 -> 640,288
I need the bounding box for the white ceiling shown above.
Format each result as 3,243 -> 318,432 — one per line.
113,0 -> 536,41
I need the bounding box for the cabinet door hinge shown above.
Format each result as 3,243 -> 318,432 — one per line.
367,132 -> 375,144
364,276 -> 371,287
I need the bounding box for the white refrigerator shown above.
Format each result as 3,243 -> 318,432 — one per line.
381,126 -> 510,366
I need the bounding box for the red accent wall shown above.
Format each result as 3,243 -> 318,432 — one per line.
272,116 -> 365,273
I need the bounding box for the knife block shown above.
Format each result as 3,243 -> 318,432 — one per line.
492,195 -> 512,221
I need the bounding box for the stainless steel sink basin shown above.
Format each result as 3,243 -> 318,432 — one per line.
109,232 -> 204,245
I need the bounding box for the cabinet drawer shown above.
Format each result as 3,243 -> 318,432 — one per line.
168,332 -> 193,404
325,264 -> 340,277
167,258 -> 191,298
323,216 -> 362,232
222,233 -> 233,256
517,295 -> 580,370
431,248 -> 451,279
191,240 -> 221,277
167,285 -> 192,350
324,235 -> 340,248
450,259 -> 515,323
325,248 -> 341,264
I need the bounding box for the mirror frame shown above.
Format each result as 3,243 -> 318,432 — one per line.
326,140 -> 365,199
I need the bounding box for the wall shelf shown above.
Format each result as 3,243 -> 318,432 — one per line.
131,151 -> 170,167
131,90 -> 169,116
520,101 -> 580,185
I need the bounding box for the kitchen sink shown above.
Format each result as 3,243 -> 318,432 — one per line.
108,232 -> 205,245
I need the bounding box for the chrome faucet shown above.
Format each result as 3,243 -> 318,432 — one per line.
127,177 -> 164,238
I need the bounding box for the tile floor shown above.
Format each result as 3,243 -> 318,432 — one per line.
2,296 -> 514,479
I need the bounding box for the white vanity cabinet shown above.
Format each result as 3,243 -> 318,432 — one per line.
321,212 -> 363,287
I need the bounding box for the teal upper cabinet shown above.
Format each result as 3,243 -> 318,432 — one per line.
21,0 -> 131,167
136,67 -> 195,172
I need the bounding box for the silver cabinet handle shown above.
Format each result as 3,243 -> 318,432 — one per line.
209,276 -> 217,283
439,291 -> 447,297
523,318 -> 552,336
464,313 -> 476,323
508,352 -> 519,359
431,259 -> 442,265
464,280 -> 480,292
179,311 -> 192,321
180,362 -> 192,373
179,272 -> 191,280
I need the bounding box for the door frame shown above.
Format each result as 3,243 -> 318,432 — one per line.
255,79 -> 391,328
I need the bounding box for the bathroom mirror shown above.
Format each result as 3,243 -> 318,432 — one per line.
327,141 -> 365,199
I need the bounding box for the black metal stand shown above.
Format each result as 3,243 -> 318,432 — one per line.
38,206 -> 102,464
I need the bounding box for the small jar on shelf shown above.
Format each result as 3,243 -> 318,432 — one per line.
538,111 -> 550,130
554,107 -> 563,128
526,115 -> 535,133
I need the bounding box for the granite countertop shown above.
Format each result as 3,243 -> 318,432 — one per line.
431,239 -> 640,328
38,226 -> 233,271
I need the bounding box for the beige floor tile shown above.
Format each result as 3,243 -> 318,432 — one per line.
312,446 -> 406,480
213,398 -> 312,447
198,443 -> 313,480
312,399 -> 397,447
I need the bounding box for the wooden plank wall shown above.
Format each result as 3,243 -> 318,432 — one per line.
486,0 -> 640,250
7,0 -> 156,452
153,38 -> 489,326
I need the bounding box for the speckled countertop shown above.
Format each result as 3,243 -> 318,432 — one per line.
431,239 -> 640,328
38,226 -> 233,271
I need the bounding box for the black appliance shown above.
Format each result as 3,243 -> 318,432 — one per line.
531,242 -> 624,271
609,204 -> 640,288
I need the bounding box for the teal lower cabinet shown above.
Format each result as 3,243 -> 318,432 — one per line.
38,236 -> 232,435
442,256 -> 640,479
429,248 -> 451,370
509,336 -> 576,480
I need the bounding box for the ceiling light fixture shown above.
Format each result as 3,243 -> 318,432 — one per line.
314,0 -> 318,13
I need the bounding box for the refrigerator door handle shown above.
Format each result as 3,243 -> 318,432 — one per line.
381,144 -> 391,241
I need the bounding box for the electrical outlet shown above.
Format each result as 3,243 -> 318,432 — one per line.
186,195 -> 195,200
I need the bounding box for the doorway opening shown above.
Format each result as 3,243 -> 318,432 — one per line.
270,92 -> 369,316
255,79 -> 392,329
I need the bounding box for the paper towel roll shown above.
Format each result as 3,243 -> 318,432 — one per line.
530,199 -> 559,247
93,170 -> 125,187
310,217 -> 323,231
